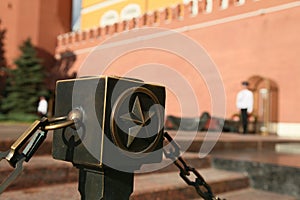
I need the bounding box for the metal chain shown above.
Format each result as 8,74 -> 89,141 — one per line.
2,112 -> 225,199
0,116 -> 75,194
163,132 -> 225,200
43,116 -> 75,131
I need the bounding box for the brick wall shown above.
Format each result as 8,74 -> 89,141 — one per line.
54,0 -> 300,128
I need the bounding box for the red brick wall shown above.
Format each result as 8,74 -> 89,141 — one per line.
55,0 -> 300,123
0,0 -> 72,67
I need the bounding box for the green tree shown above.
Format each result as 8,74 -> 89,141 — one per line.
0,28 -> 7,116
0,28 -> 6,69
1,38 -> 48,118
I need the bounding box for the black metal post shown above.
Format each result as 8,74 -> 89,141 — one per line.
78,166 -> 134,200
53,76 -> 165,200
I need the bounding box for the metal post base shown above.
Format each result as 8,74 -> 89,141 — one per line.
78,166 -> 134,200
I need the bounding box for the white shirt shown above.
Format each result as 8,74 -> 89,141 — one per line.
37,99 -> 48,115
236,89 -> 253,113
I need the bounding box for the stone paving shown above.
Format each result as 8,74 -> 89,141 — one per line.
1,124 -> 300,199
1,168 -> 249,200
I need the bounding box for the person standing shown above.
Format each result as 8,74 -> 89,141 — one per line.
236,81 -> 253,134
37,96 -> 48,117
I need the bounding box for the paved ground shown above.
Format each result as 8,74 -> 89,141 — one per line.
0,168 -> 249,200
1,123 -> 300,163
1,124 -> 299,200
1,179 -> 296,200
212,150 -> 300,168
194,188 -> 297,200
0,123 -> 53,141
0,123 -> 29,139
1,122 -> 300,141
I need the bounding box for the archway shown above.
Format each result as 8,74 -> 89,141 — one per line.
247,75 -> 279,134
120,4 -> 141,21
100,10 -> 119,27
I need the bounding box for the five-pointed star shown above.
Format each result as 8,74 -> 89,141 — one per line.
120,96 -> 155,148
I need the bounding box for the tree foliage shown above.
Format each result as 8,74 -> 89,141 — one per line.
1,38 -> 48,115
0,28 -> 7,115
0,28 -> 6,69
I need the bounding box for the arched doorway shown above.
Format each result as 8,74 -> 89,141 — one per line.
248,75 -> 279,135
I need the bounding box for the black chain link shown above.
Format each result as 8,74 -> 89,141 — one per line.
163,132 -> 225,200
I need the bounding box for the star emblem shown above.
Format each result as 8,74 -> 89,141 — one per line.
110,86 -> 164,154
120,96 -> 155,148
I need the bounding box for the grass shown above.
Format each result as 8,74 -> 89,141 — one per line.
0,113 -> 38,124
